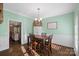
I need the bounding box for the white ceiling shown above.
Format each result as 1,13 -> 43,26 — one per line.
4,3 -> 77,18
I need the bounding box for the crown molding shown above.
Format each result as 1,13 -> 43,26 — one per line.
4,9 -> 34,19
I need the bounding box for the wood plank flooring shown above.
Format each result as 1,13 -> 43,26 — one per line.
0,42 -> 75,56
0,42 -> 24,56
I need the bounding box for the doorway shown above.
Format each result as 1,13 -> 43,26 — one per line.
9,20 -> 21,47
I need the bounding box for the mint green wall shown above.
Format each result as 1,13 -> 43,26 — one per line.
0,10 -> 33,36
1,11 -> 33,33
42,12 -> 74,47
42,12 -> 74,35
0,10 -> 33,51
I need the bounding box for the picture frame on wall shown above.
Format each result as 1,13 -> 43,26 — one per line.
47,22 -> 57,29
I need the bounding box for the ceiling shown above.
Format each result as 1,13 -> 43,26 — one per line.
4,3 -> 77,18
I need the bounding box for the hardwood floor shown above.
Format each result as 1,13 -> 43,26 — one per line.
51,44 -> 75,56
0,41 -> 23,56
0,43 -> 75,56
24,43 -> 75,56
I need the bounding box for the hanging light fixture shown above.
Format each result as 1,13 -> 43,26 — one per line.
34,8 -> 42,21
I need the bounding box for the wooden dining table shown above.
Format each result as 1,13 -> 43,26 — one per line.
34,35 -> 49,40
34,35 -> 52,55
28,34 -> 52,55
34,35 -> 49,47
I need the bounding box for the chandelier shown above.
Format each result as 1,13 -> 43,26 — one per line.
34,8 -> 42,21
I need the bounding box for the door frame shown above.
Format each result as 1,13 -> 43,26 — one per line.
9,20 -> 23,47
78,11 -> 79,56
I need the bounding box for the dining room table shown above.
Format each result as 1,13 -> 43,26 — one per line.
34,35 -> 49,40
34,34 -> 49,47
28,34 -> 52,55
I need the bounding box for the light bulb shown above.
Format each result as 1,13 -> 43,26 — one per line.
35,18 -> 37,21
40,18 -> 42,21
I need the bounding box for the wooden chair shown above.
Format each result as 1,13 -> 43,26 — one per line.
28,34 -> 38,51
43,35 -> 53,55
41,33 -> 47,36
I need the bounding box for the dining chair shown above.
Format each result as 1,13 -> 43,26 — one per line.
41,33 -> 47,37
28,34 -> 38,51
43,34 -> 53,55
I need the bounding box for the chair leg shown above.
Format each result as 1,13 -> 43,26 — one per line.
49,46 -> 52,55
34,44 -> 37,51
